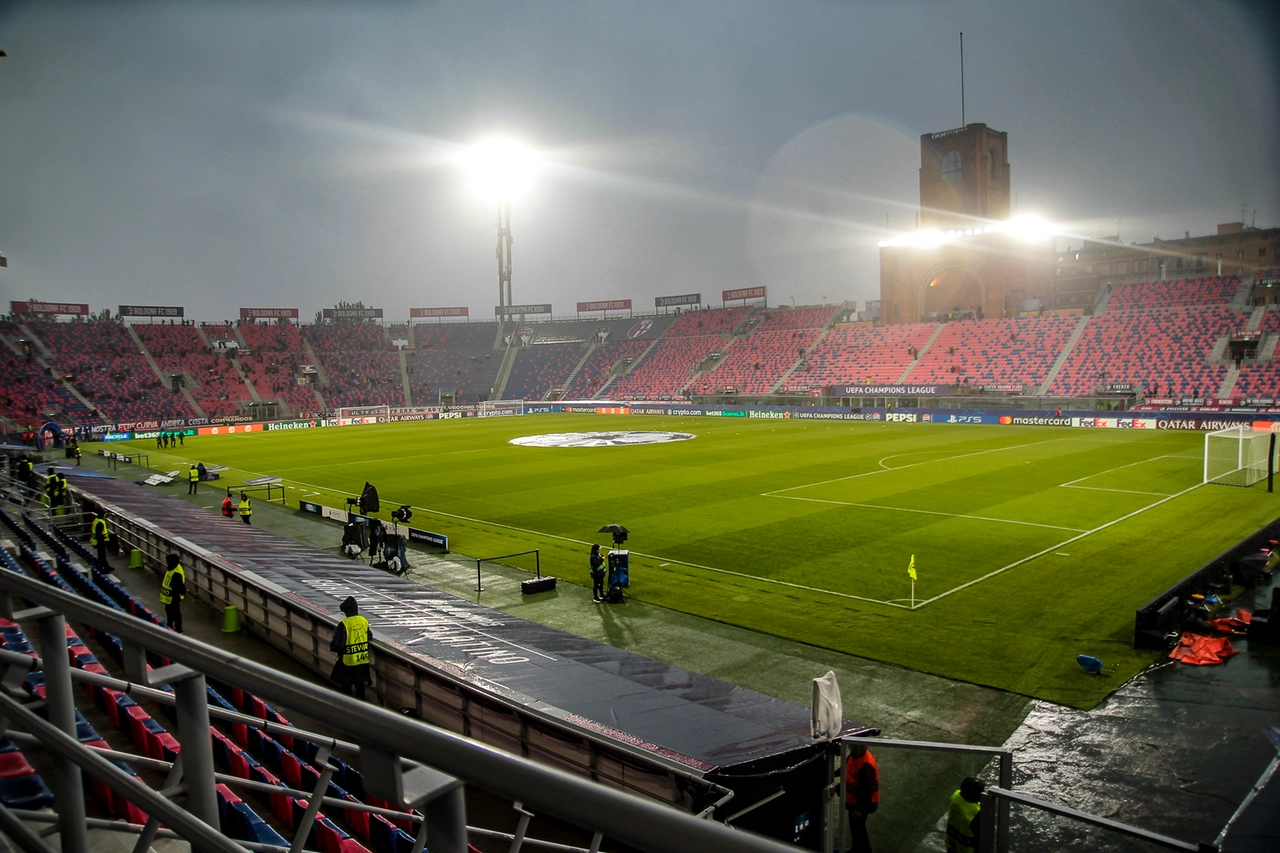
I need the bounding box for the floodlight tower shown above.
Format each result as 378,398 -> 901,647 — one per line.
464,140 -> 539,317
497,200 -> 513,313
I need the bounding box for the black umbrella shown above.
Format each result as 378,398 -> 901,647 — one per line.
598,523 -> 629,545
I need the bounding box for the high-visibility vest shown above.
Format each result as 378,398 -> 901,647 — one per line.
340,615 -> 370,666
844,750 -> 880,808
238,498 -> 252,517
222,497 -> 234,517
90,518 -> 109,546
945,790 -> 980,853
159,564 -> 185,605
57,474 -> 67,496
188,468 -> 199,482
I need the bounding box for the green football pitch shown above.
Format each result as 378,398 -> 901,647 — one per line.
126,415 -> 1279,708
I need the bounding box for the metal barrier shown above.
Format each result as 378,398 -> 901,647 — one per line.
474,549 -> 541,592
977,786 -> 1218,852
0,558 -> 795,853
834,737 -> 1013,853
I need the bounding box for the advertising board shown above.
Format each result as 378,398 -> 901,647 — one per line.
722,286 -> 766,302
239,308 -> 299,320
10,301 -> 90,315
322,308 -> 383,320
576,299 -> 632,313
655,293 -> 701,308
119,305 -> 184,318
411,307 -> 469,318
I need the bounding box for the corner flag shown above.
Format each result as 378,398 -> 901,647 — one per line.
908,555 -> 917,581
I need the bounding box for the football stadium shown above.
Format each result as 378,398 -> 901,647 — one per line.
1,5 -> 1279,853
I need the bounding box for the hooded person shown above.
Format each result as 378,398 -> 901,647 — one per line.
329,596 -> 372,700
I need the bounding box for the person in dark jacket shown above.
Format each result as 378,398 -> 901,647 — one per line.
589,544 -> 606,602
330,596 -> 372,700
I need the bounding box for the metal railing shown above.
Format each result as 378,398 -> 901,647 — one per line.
0,564 -> 795,853
835,736 -> 1013,853
977,786 -> 1218,852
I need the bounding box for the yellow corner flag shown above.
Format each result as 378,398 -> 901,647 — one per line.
908,554 -> 917,581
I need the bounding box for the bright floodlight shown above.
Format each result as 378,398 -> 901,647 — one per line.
463,139 -> 540,203
1003,215 -> 1055,241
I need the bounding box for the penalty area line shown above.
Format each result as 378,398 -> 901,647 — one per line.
914,480 -> 1204,608
770,494 -> 1086,532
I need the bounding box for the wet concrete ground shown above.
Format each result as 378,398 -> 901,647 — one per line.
912,577 -> 1280,852
69,454 -> 1280,850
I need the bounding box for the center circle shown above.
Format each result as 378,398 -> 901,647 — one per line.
509,431 -> 696,448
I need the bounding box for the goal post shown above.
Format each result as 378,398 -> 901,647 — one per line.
1204,427 -> 1276,486
479,399 -> 525,417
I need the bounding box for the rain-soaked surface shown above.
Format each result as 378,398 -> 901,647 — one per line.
914,578 -> 1280,852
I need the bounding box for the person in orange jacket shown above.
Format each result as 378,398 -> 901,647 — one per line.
845,742 -> 880,853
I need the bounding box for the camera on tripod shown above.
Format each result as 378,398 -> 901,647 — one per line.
391,505 -> 413,524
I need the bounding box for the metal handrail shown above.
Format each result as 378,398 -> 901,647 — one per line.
837,736 -> 1013,853
0,565 -> 793,853
977,786 -> 1216,852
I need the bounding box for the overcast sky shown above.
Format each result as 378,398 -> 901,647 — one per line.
1,1 -> 1277,321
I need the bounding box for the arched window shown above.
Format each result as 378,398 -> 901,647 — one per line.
941,150 -> 962,183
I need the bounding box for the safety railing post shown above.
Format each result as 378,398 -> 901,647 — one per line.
978,789 -> 997,853
34,610 -> 88,853
151,664 -> 219,831
997,750 -> 1012,853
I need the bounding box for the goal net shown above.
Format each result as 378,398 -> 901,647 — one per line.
1204,427 -> 1275,486
335,404 -> 390,424
480,399 -> 525,417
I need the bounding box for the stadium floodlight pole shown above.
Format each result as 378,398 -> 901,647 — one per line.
463,139 -> 540,317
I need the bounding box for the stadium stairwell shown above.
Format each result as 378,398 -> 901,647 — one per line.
300,337 -> 328,387
559,341 -> 596,392
1035,315 -> 1090,394
595,335 -> 660,399
230,356 -> 262,401
897,323 -> 946,383
126,323 -> 171,388
492,335 -> 520,400
399,349 -> 413,407
770,324 -> 831,394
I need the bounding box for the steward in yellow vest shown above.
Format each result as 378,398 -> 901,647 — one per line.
238,494 -> 252,525
945,777 -> 984,853
159,554 -> 186,634
329,596 -> 372,700
90,514 -> 112,569
187,465 -> 199,495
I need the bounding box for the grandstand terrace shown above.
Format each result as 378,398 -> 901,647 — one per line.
564,338 -> 651,399
504,342 -> 583,401
804,321 -> 939,388
902,315 -> 1077,390
134,323 -> 253,419
1047,305 -> 1245,398
235,322 -> 320,415
27,320 -> 195,422
304,324 -> 404,409
693,306 -> 838,395
405,321 -> 501,404
1107,275 -> 1242,310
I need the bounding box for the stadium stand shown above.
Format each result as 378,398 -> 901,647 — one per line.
693,307 -> 839,395
1107,275 -> 1241,310
901,315 -> 1077,389
27,321 -> 196,422
504,343 -> 583,401
236,323 -> 321,416
134,323 -> 254,418
305,324 -> 405,409
1047,305 -> 1245,398
405,323 -> 501,404
804,321 -> 940,387
608,307 -> 752,399
564,339 -> 650,399
0,353 -> 94,425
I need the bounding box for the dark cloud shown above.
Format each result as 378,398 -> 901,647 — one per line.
0,1 -> 1276,318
